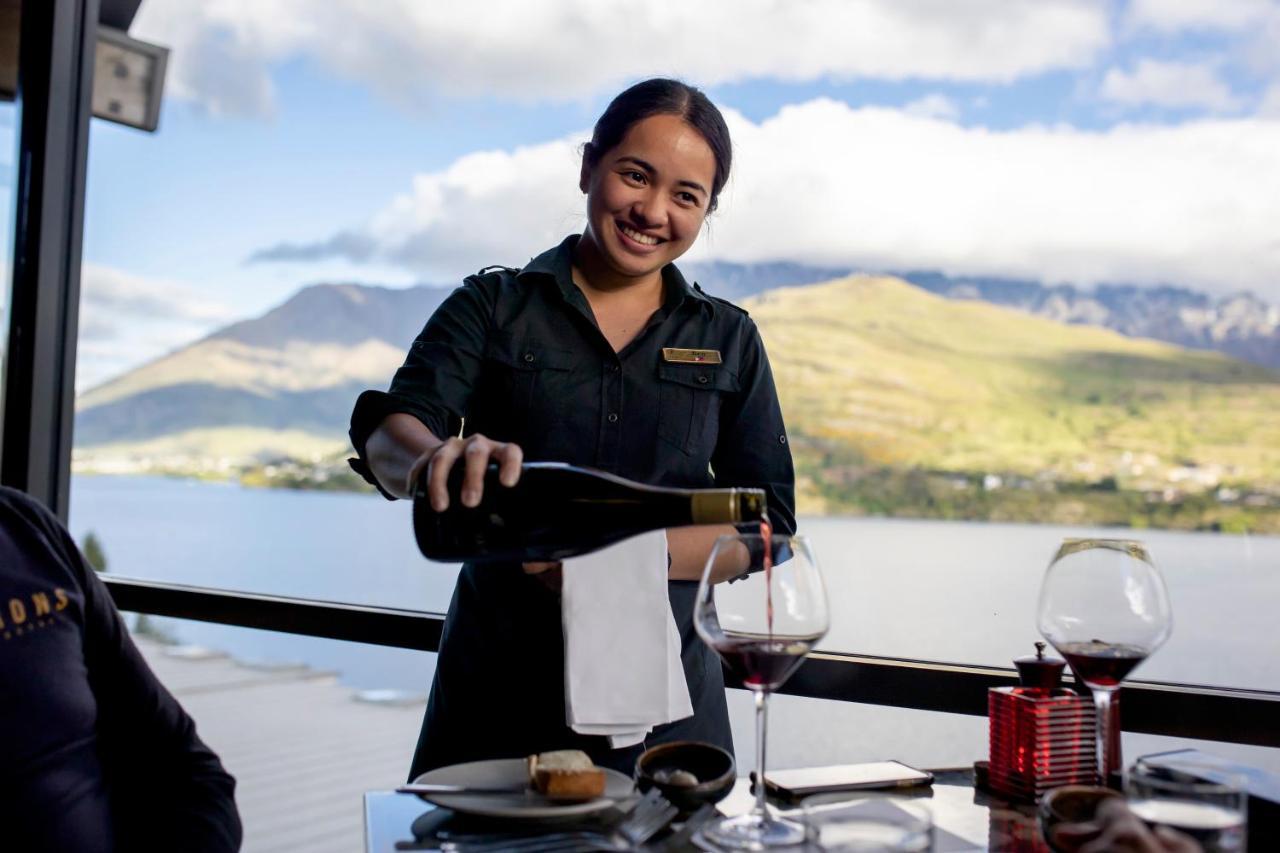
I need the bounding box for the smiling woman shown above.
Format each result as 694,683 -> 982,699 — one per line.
577,113 -> 717,299
350,77 -> 797,780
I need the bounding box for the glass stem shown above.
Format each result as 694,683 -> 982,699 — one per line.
1093,688 -> 1121,788
753,688 -> 771,820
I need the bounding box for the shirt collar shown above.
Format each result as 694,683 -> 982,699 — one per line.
516,235 -> 576,291
517,234 -> 715,318
663,257 -> 716,318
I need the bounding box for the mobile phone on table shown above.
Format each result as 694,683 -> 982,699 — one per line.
759,761 -> 934,801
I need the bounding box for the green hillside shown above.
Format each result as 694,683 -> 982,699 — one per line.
748,275 -> 1280,530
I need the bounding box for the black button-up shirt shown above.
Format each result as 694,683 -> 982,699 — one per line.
349,235 -> 795,776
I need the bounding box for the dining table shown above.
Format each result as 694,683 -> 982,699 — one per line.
363,767 -> 1060,851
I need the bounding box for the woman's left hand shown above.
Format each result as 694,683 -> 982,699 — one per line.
667,524 -> 745,582
523,561 -> 563,592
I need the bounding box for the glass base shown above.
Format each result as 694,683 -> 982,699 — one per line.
701,811 -> 807,850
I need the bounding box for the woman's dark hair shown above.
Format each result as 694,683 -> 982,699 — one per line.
584,78 -> 732,212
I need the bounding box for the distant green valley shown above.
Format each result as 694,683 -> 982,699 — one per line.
755,276 -> 1280,532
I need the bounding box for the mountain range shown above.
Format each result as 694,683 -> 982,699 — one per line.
684,263 -> 1280,371
74,283 -> 449,461
74,267 -> 1280,512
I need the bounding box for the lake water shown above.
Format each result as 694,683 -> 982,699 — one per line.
67,475 -> 1280,772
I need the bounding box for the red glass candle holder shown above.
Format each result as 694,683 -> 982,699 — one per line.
989,643 -> 1098,800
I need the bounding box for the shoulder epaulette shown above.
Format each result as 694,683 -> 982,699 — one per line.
463,265 -> 519,289
475,264 -> 520,277
694,282 -> 750,317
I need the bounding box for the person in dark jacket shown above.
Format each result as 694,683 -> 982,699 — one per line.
350,78 -> 795,779
0,486 -> 242,853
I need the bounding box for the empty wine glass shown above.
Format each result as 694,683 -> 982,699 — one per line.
1037,538 -> 1172,787
694,532 -> 829,850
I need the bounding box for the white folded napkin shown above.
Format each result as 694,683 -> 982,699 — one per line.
562,530 -> 693,748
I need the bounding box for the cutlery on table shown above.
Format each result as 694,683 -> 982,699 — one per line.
438,789 -> 677,852
397,783 -> 534,796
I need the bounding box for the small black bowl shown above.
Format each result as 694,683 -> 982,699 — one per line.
635,741 -> 736,814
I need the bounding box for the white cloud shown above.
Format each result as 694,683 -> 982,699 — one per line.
81,264 -> 237,322
252,136 -> 589,275
1125,0 -> 1277,33
1259,83 -> 1280,116
903,93 -> 961,121
77,264 -> 239,390
1124,0 -> 1280,80
706,104 -> 1280,297
262,100 -> 1280,299
1100,60 -> 1245,112
133,0 -> 1110,117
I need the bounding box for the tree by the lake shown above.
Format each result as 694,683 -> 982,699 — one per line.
83,531 -> 108,573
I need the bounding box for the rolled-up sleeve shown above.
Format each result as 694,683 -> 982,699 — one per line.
711,319 -> 797,536
348,277 -> 495,496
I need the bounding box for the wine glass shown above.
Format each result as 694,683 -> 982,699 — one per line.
1036,538 -> 1172,788
694,532 -> 829,850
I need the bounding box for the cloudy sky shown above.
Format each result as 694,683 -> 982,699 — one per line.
24,0 -> 1280,388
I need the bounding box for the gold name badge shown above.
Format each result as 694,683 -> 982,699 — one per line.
662,348 -> 722,364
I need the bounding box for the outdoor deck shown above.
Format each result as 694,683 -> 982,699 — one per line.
136,636 -> 426,852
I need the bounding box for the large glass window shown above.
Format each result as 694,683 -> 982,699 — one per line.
69,0 -> 1280,755
0,1 -> 18,447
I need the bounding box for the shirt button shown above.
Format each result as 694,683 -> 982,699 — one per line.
778,434 -> 787,445
523,352 -> 535,363
609,363 -> 619,372
607,413 -> 619,423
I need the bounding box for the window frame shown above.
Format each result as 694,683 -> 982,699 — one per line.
1,0 -> 94,518
6,0 -> 1278,753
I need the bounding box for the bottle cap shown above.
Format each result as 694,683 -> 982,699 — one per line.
1013,642 -> 1066,690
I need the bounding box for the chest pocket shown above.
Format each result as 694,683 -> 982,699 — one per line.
657,362 -> 739,457
480,334 -> 576,444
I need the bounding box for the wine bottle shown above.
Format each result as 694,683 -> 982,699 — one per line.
413,462 -> 767,563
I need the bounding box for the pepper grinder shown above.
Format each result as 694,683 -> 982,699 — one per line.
988,642 -> 1098,800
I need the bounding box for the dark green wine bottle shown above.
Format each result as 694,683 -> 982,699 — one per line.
413,462 -> 767,563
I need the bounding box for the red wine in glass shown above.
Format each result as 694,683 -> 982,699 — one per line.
713,635 -> 815,691
1059,640 -> 1149,688
1037,538 -> 1172,788
694,532 -> 828,849
761,518 -> 773,632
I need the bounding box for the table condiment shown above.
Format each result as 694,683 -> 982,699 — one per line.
988,642 -> 1098,800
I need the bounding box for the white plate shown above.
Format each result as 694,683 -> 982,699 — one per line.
411,758 -> 634,819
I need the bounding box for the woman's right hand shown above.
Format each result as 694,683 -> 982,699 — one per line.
407,433 -> 524,511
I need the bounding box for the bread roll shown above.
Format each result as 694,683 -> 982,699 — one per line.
528,749 -> 606,799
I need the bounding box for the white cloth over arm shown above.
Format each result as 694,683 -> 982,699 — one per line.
561,530 -> 693,749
